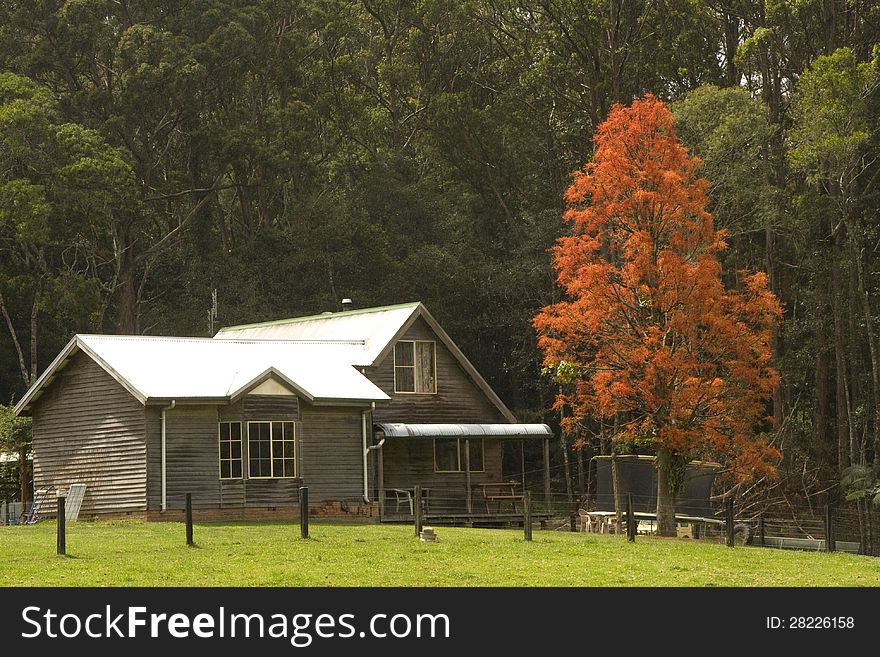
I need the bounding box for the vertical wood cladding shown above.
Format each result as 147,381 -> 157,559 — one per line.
368,317 -> 507,424
31,351 -> 146,516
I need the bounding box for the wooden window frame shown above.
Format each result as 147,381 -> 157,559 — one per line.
433,438 -> 485,473
246,420 -> 296,479
218,421 -> 243,480
393,340 -> 437,394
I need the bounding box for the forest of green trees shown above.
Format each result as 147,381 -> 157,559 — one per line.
1,1 -> 879,508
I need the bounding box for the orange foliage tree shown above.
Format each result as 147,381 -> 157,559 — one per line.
534,94 -> 782,536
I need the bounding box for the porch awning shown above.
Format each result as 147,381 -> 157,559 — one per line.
374,423 -> 552,438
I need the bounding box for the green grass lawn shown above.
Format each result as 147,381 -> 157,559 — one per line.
1,520 -> 879,586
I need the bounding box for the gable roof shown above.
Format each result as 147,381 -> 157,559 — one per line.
215,302 -> 516,422
13,335 -> 389,415
214,302 -> 421,365
15,302 -> 516,422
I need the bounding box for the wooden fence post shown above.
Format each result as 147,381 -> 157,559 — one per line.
185,492 -> 193,546
56,493 -> 66,556
825,504 -> 835,552
569,512 -> 577,532
523,490 -> 532,541
759,515 -> 765,547
414,484 -> 422,537
626,493 -> 635,542
726,497 -> 735,547
299,486 -> 309,539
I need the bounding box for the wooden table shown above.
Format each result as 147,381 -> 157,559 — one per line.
476,482 -> 524,513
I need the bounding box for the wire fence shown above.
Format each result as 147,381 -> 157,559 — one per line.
379,484 -> 880,556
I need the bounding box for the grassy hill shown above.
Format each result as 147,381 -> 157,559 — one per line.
2,520 -> 879,587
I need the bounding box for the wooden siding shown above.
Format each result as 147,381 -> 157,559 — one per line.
367,317 -> 508,511
380,438 -> 503,512
31,351 -> 147,516
300,405 -> 365,502
368,317 -> 507,424
146,395 -> 302,511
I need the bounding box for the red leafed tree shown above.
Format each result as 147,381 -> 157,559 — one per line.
534,94 -> 782,536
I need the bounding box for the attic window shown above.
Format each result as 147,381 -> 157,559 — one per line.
394,340 -> 436,393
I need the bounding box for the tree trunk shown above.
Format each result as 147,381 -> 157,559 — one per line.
18,444 -> 28,515
655,447 -> 677,537
611,452 -> 622,534
832,273 -> 851,472
851,231 -> 880,460
576,445 -> 585,495
813,342 -> 832,486
559,392 -> 573,504
114,219 -> 139,334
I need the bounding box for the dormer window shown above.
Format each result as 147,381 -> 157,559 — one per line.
394,340 -> 436,393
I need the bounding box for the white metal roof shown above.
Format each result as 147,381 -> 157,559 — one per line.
214,302 -> 421,365
14,334 -> 390,414
14,301 -> 517,423
375,423 -> 552,438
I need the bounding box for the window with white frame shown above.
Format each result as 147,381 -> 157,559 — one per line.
394,340 -> 436,393
219,421 -> 243,479
247,421 -> 295,478
433,438 -> 484,472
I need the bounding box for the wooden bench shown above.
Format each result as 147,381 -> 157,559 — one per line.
476,482 -> 524,513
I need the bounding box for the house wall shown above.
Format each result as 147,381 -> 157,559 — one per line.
368,317 -> 509,424
367,316 -> 507,510
145,394 -> 367,511
146,395 -> 302,511
299,404 -> 367,503
31,351 -> 147,517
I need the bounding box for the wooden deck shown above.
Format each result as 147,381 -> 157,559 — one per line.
381,511 -> 552,527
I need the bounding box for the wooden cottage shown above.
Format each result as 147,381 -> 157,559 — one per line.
14,302 -> 551,521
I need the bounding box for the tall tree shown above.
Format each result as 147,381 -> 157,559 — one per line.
0,404 -> 32,513
534,95 -> 782,535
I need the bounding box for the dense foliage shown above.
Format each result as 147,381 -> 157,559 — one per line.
0,1 -> 879,511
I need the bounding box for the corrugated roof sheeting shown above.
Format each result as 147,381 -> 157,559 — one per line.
214,302 -> 421,364
375,423 -> 552,438
74,335 -> 389,404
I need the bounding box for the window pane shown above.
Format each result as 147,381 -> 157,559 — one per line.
249,422 -> 272,477
395,341 -> 414,366
219,422 -> 242,479
280,458 -> 295,478
283,422 -> 294,440
468,439 -> 484,471
434,439 -> 459,471
395,367 -> 414,392
415,342 -> 435,393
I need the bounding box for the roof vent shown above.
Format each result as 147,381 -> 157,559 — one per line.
341,298 -> 353,311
